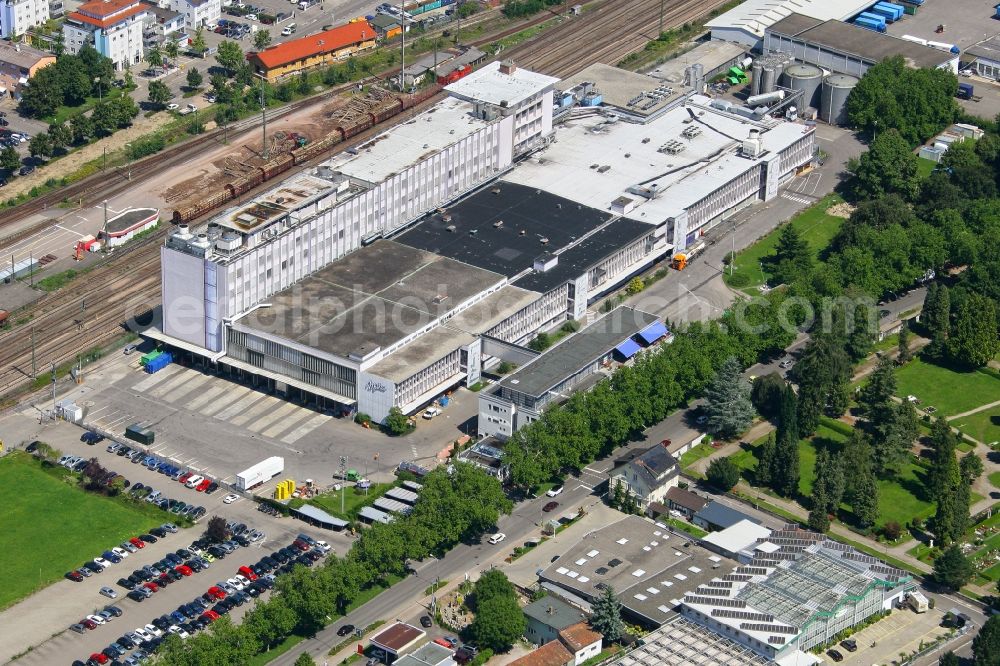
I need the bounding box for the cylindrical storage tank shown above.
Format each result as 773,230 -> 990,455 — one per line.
751,61 -> 764,96
692,63 -> 704,91
783,63 -> 824,111
821,74 -> 859,125
761,65 -> 777,94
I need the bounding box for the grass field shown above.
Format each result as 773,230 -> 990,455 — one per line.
0,452 -> 169,610
896,358 -> 1000,417
736,424 -> 935,529
309,482 -> 393,521
723,193 -> 845,292
679,442 -> 716,468
916,158 -> 937,180
951,408 -> 1000,446
991,472 -> 1000,490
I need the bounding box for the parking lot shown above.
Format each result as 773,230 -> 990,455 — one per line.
884,0 -> 997,50
832,603 -> 951,666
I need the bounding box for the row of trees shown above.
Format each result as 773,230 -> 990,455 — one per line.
158,463 -> 512,664
23,95 -> 138,161
467,570 -> 525,652
922,281 -> 1000,368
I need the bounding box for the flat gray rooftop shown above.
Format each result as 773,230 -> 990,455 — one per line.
650,40 -> 749,85
237,240 -> 504,361
495,307 -> 657,399
767,14 -> 958,69
967,36 -> 1000,63
540,514 -> 739,626
559,63 -> 687,117
107,208 -> 157,234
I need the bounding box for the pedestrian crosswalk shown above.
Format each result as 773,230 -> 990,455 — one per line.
781,192 -> 813,205
125,366 -> 331,445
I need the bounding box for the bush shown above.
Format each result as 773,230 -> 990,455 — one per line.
128,134 -> 166,160
706,457 -> 741,492
354,412 -> 371,425
883,520 -> 902,540
560,320 -> 580,334
384,407 -> 412,436
528,332 -> 552,352
496,361 -> 516,374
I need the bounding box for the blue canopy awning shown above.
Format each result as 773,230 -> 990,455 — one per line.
637,321 -> 668,345
615,338 -> 642,359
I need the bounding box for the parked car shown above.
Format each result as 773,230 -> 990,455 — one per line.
99,586 -> 118,599
546,485 -> 563,497
543,501 -> 559,512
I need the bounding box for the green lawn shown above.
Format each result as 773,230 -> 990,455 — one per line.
991,472 -> 1000,490
0,452 -> 171,609
665,517 -> 708,539
737,424 -> 934,529
308,482 -> 393,521
896,358 -> 1000,417
47,86 -> 128,124
916,157 -> 937,180
724,193 -> 845,291
679,442 -> 716,468
950,408 -> 1000,446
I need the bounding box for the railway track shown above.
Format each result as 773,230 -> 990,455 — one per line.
0,0 -> 718,401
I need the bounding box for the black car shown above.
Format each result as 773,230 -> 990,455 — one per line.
826,649 -> 843,663
337,624 -> 355,637
205,482 -> 219,494
176,548 -> 193,559
839,639 -> 857,653
117,577 -> 136,590
420,615 -> 433,628
150,526 -> 168,538
118,634 -> 137,649
165,553 -> 182,564
207,545 -> 226,558
104,605 -> 123,617
245,583 -> 262,598
139,534 -> 157,543
126,590 -> 146,602
212,603 -> 229,616
152,616 -> 171,631
18,165 -> 34,176
235,535 -> 251,547
83,561 -> 103,574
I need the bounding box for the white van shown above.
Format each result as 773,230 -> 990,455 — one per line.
488,533 -> 506,545
281,23 -> 296,36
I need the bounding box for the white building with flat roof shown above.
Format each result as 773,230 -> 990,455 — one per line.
706,0 -> 876,50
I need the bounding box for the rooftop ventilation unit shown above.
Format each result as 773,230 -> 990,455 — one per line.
659,140 -> 685,155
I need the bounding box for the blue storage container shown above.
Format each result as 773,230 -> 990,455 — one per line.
145,352 -> 173,374
874,2 -> 904,19
869,6 -> 897,21
855,17 -> 887,31
858,12 -> 886,26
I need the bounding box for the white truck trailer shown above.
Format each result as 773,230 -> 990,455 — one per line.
235,456 -> 284,491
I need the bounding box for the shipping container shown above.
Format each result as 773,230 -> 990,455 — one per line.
873,2 -> 903,20
869,5 -> 898,22
857,12 -> 887,26
855,16 -> 887,31
125,424 -> 155,446
236,456 -> 284,491
140,349 -> 163,367
145,352 -> 172,374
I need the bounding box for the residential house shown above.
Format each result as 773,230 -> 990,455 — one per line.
664,486 -> 709,519
508,641 -> 574,666
558,623 -> 602,666
0,41 -> 54,94
523,596 -> 587,647
168,0 -> 218,29
63,0 -> 148,70
609,441 -> 680,510
141,2 -> 184,38
0,0 -> 50,39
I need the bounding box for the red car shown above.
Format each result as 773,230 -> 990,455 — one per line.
292,540 -> 310,551
178,472 -> 194,484
207,586 -> 226,600
142,581 -> 159,593
129,537 -> 145,549
65,570 -> 84,582
90,653 -> 109,665
238,566 -> 258,581
200,610 -> 220,622
196,478 -> 212,492
176,565 -> 193,577
81,618 -> 98,630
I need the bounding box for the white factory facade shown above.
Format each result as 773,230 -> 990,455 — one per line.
156,61 -> 814,423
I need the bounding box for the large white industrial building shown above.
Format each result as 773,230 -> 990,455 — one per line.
156,61 -> 814,423
706,0 -> 878,50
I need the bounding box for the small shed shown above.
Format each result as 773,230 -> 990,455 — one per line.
291,504 -> 349,531
370,622 -> 426,663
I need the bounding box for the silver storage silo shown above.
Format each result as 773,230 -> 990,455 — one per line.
783,63 -> 824,111
761,65 -> 777,94
691,62 -> 705,92
821,74 -> 859,125
751,60 -> 764,96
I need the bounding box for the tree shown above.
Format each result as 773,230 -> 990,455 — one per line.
528,332 -> 552,352
755,433 -> 777,487
972,615 -> 1000,666
706,456 -> 740,492
293,654 -> 316,666
48,122 -> 71,154
807,488 -> 831,532
750,372 -> 785,420
883,520 -> 902,540
927,417 -> 959,502
457,0 -> 479,18
771,386 -> 800,497
960,452 -> 984,483
216,41 -> 244,74
470,596 -> 525,652
148,80 -> 172,108
0,146 -> 20,173
626,276 -> 644,294
473,569 -> 516,608
811,447 -> 845,517
164,39 -> 179,60
896,321 -> 911,363
383,406 -> 411,436
242,598 -> 296,650
28,132 -> 52,160
186,67 -> 203,90
933,544 -> 974,591
939,652 -> 959,666
146,44 -> 163,69
70,114 -> 93,144
769,223 -> 813,285
276,564 -> 336,634
254,29 -> 272,51
947,293 -> 1000,368
852,128 -> 921,200
191,26 -> 207,54
852,471 -> 880,528
702,357 -> 755,439
589,585 -> 624,642
205,515 -> 230,543
857,356 -> 896,421
922,283 -> 951,347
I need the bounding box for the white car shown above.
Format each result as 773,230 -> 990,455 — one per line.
488,533 -> 506,545
111,547 -> 130,559
546,485 -> 563,497
233,574 -> 251,587
166,103 -> 179,111
185,475 -> 204,489
145,623 -> 164,638
179,103 -> 197,115
422,407 -> 441,419
133,627 -> 152,642
245,13 -> 257,21
223,494 -> 240,504
281,25 -> 294,36
168,625 -> 190,639
314,540 -> 332,553
86,614 -> 106,625
227,577 -> 245,591
93,557 -> 112,569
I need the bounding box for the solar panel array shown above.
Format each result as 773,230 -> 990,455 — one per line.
710,609 -> 774,623
740,622 -> 797,635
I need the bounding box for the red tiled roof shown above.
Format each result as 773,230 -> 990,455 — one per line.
558,623 -> 602,652
249,22 -> 375,70
69,0 -> 145,29
509,641 -> 574,666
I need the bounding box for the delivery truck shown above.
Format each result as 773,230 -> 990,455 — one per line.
236,456 -> 284,491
